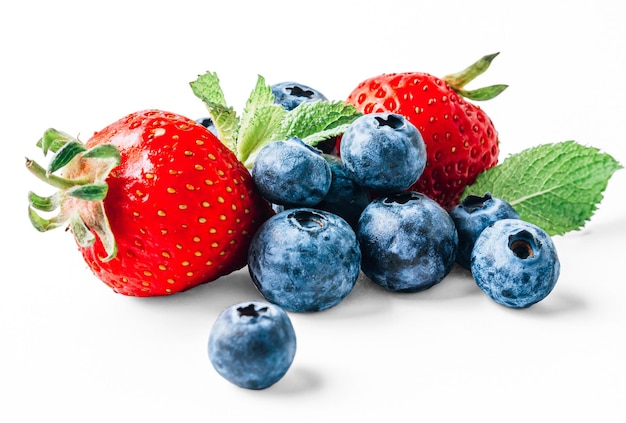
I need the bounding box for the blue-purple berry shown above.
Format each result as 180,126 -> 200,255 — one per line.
208,301 -> 296,390
251,138 -> 332,207
357,192 -> 458,292
271,81 -> 328,111
471,219 -> 560,308
449,192 -> 521,269
314,154 -> 371,229
340,113 -> 426,194
248,208 -> 361,312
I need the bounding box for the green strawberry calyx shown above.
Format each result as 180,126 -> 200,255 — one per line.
25,129 -> 120,261
442,52 -> 508,101
190,72 -> 362,168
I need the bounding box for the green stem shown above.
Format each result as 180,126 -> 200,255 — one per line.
25,157 -> 90,189
443,52 -> 500,89
442,52 -> 506,101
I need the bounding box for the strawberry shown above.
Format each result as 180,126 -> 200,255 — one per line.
27,110 -> 273,296
344,53 -> 507,210
26,74 -> 360,297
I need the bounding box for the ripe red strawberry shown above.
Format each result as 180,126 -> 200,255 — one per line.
27,110 -> 272,296
344,53 -> 507,209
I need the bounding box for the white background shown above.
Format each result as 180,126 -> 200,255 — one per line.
2,1 -> 625,421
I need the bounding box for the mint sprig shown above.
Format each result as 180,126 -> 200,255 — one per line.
190,72 -> 361,167
463,140 -> 622,235
189,72 -> 239,152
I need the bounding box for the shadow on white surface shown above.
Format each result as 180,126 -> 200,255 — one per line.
517,290 -> 588,317
266,365 -> 324,395
125,267 -> 266,314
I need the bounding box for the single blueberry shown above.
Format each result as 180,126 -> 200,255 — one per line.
340,113 -> 427,194
470,219 -> 560,308
449,192 -> 521,269
251,138 -> 332,207
314,154 -> 371,229
248,208 -> 361,312
208,301 -> 297,390
357,192 -> 458,292
271,81 -> 328,111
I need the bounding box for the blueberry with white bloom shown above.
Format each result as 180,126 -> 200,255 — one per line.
357,192 -> 458,292
314,154 -> 371,229
208,301 -> 296,390
251,137 -> 332,207
340,113 -> 426,194
471,219 -> 560,308
248,208 -> 361,312
271,81 -> 328,111
449,192 -> 520,269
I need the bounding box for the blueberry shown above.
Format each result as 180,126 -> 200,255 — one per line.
271,81 -> 328,111
357,192 -> 458,292
208,301 -> 297,390
470,219 -> 560,308
195,117 -> 219,137
248,208 -> 361,312
340,113 -> 426,194
251,137 -> 332,207
449,192 -> 521,269
314,154 -> 371,229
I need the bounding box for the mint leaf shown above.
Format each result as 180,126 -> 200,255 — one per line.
238,104 -> 286,167
238,75 -> 276,143
300,123 -> 354,146
277,101 -> 361,146
236,75 -> 287,165
463,141 -> 622,235
243,76 -> 276,114
190,72 -> 239,151
190,71 -> 227,106
190,72 -> 361,167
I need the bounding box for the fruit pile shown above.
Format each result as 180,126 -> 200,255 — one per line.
25,54 -> 621,390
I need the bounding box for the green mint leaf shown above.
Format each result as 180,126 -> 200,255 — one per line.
190,72 -> 362,167
190,71 -> 227,107
240,75 -> 276,133
463,140 -> 623,235
236,75 -> 287,165
301,122 -> 354,146
238,104 -> 287,167
277,101 -> 361,146
190,71 -> 239,152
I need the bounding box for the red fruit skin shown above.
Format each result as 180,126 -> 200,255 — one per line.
345,72 -> 500,209
77,110 -> 272,296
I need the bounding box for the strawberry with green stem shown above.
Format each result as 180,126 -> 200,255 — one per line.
26,76 -> 360,297
345,53 -> 507,209
27,111 -> 273,297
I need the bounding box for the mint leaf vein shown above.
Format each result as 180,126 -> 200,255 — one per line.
463,140 -> 622,235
